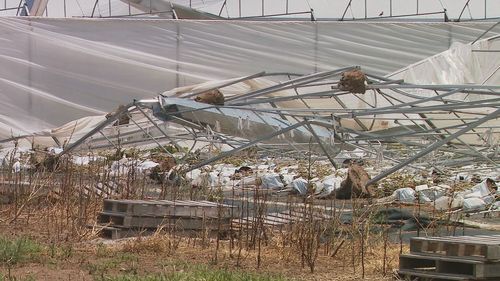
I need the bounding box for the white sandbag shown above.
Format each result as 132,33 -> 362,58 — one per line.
416,191 -> 432,203
315,175 -> 342,198
257,164 -> 270,171
237,176 -> 258,187
492,201 -> 500,210
281,174 -> 295,186
393,188 -> 416,203
12,160 -> 21,173
482,195 -> 495,205
48,147 -> 63,154
452,173 -> 470,181
418,186 -> 446,202
185,169 -> 202,181
464,180 -> 493,199
415,184 -> 429,191
292,178 -> 308,195
110,161 -> 129,175
260,174 -> 284,190
137,160 -> 159,172
433,195 -> 464,211
463,197 -> 487,212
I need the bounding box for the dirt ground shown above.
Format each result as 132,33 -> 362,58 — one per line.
0,210 -> 405,281
2,235 -> 403,281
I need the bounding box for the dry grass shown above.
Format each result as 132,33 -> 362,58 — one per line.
0,151 -> 426,281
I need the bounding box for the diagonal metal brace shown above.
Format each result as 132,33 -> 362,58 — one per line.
366,108 -> 500,186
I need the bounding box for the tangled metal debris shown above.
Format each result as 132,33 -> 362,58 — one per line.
46,65 -> 498,188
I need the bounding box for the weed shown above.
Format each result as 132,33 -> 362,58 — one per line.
93,264 -> 290,281
0,237 -> 42,266
0,273 -> 36,281
86,251 -> 140,277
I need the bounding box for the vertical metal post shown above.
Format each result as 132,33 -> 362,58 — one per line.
262,0 -> 264,16
238,0 -> 241,17
45,5 -> 47,16
128,0 -> 130,15
305,123 -> 338,169
286,0 -> 288,14
63,0 -> 66,17
416,0 -> 419,14
364,0 -> 367,18
108,0 -> 111,16
189,0 -> 191,8
485,0 -> 487,19
389,0 -> 392,17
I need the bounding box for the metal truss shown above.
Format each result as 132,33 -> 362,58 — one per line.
38,66 -> 497,188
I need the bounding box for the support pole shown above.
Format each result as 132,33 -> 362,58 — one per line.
305,123 -> 338,169
135,105 -> 183,151
128,114 -> 175,157
59,102 -> 136,156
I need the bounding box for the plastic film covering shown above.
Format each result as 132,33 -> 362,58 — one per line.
0,17 -> 498,139
388,37 -> 500,145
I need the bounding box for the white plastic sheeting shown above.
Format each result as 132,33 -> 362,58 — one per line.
389,36 -> 500,145
0,17 -> 499,139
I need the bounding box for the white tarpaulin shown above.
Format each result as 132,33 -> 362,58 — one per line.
0,17 -> 499,139
388,36 -> 500,145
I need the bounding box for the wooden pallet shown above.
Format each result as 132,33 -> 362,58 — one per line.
103,199 -> 234,218
398,269 -> 477,281
398,235 -> 500,281
98,211 -> 230,230
97,225 -> 156,240
410,235 -> 500,261
400,254 -> 500,279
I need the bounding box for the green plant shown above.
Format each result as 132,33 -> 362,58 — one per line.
0,237 -> 42,266
86,252 -> 140,277
0,273 -> 36,281
93,264 -> 290,281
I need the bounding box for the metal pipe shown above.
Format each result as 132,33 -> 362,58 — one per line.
183,120 -> 309,173
341,11 -> 444,21
135,105 -> 183,151
305,123 -> 339,169
366,108 -> 500,186
340,0 -> 353,21
458,0 -> 472,22
60,102 -> 136,156
227,66 -> 356,103
472,21 -> 500,44
181,72 -> 266,98
128,113 -> 174,157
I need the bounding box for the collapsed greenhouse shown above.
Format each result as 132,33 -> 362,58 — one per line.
0,1 -> 499,280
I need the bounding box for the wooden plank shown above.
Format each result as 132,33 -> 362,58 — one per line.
98,226 -> 155,240
411,235 -> 500,244
400,254 -> 500,278
102,199 -> 234,218
98,211 -> 230,230
410,235 -> 500,260
397,269 -> 473,281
